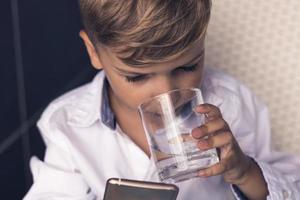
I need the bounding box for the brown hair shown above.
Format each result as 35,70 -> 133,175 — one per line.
79,0 -> 211,66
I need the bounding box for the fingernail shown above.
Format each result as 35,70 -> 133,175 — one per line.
198,139 -> 208,149
195,106 -> 204,113
191,129 -> 201,139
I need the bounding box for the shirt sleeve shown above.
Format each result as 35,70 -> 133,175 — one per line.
223,83 -> 300,200
23,151 -> 97,200
23,119 -> 97,200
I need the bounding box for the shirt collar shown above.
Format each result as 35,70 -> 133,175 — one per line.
67,71 -> 106,128
66,71 -> 116,130
101,78 -> 116,130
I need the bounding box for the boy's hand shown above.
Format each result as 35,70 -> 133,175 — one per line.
191,104 -> 253,185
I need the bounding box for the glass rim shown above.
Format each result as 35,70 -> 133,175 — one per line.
138,87 -> 201,111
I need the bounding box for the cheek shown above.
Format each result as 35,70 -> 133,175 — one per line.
109,76 -> 150,109
177,69 -> 203,88
176,59 -> 204,88
126,83 -> 161,108
191,63 -> 204,86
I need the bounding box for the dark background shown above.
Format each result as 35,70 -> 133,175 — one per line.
0,0 -> 96,198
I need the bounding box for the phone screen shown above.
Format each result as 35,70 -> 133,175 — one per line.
103,178 -> 179,200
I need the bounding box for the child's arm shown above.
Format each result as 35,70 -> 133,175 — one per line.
23,119 -> 96,199
24,156 -> 96,200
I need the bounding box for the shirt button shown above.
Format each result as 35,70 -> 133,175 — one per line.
282,189 -> 289,199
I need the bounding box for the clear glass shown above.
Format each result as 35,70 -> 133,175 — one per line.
138,88 -> 219,183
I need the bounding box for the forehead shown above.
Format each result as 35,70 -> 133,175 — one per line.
101,39 -> 205,73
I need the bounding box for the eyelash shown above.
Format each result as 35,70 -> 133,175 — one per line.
175,63 -> 198,73
125,63 -> 198,83
125,74 -> 149,83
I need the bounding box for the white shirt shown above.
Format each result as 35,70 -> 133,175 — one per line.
24,68 -> 300,200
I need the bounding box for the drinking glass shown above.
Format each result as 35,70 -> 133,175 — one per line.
138,88 -> 219,183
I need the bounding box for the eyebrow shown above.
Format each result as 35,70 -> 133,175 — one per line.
113,49 -> 204,75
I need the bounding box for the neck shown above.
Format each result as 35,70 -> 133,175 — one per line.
109,89 -> 151,157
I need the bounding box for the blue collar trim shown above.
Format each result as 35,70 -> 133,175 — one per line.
101,78 -> 116,130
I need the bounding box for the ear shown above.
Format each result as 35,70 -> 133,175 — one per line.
79,30 -> 103,70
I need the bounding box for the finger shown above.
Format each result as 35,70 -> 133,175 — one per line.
191,118 -> 228,139
198,161 -> 229,177
197,131 -> 233,150
195,103 -> 222,120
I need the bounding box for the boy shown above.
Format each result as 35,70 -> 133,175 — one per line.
24,0 -> 300,199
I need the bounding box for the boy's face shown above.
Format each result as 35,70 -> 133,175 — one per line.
80,31 -> 205,115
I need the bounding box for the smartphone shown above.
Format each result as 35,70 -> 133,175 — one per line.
103,178 -> 179,200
